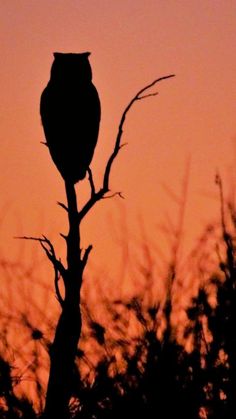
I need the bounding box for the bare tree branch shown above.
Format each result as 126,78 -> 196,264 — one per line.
78,74 -> 175,222
16,235 -> 66,306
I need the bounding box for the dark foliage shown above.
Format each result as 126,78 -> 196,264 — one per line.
1,199 -> 236,418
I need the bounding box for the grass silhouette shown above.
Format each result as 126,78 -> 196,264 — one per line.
0,178 -> 236,418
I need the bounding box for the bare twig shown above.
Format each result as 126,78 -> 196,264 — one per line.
78,74 -> 175,222
60,232 -> 67,240
54,270 -> 64,307
103,191 -> 124,200
81,245 -> 93,270
57,202 -> 68,212
215,172 -> 235,282
215,172 -> 227,236
138,92 -> 158,100
16,235 -> 66,306
87,167 -> 96,197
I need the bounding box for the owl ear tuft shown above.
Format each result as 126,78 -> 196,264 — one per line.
53,52 -> 91,58
53,52 -> 63,58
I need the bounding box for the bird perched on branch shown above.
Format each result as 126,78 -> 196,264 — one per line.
40,52 -> 101,184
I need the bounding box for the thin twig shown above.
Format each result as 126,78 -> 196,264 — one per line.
215,172 -> 226,235
215,172 -> 235,285
138,92 -> 158,100
82,245 -> 93,270
16,235 -> 66,305
103,192 -> 124,200
57,202 -> 68,212
87,167 -> 96,197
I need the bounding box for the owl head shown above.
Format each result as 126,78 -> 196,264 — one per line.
50,52 -> 92,83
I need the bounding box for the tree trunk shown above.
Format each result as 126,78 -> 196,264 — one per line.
44,181 -> 82,418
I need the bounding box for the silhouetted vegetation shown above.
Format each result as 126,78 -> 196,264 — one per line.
0,178 -> 236,418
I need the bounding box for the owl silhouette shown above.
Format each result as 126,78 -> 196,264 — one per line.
40,52 -> 101,184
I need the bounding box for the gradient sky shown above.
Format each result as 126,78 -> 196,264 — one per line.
1,1 -> 236,281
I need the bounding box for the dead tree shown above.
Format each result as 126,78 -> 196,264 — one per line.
20,74 -> 175,418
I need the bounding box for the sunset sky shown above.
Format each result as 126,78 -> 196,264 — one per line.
1,1 -> 236,282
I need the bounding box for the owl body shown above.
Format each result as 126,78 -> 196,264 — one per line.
40,52 -> 100,184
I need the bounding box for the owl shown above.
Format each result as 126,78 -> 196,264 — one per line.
40,52 -> 101,184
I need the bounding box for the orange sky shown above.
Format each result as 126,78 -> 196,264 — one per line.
0,1 -> 236,284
